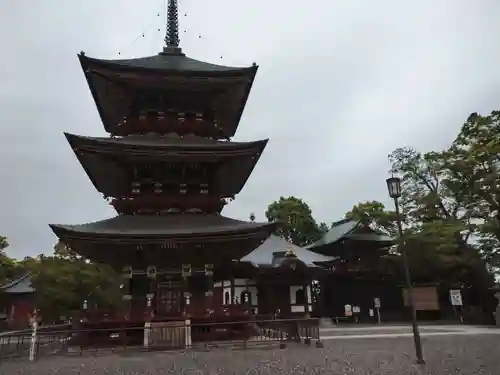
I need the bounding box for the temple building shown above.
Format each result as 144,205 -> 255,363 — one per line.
308,218 -> 441,322
48,1 -> 329,333
0,273 -> 35,328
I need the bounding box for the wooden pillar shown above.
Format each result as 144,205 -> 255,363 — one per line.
303,282 -> 309,316
205,264 -> 214,313
122,266 -> 133,316
230,274 -> 235,305
182,264 -> 191,316
319,275 -> 327,318
146,266 -> 157,319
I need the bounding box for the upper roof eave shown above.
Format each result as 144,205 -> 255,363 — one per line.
78,52 -> 258,77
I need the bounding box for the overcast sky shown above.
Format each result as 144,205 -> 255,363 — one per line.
1,0 -> 500,258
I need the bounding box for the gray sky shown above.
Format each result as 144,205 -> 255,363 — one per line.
1,0 -> 500,258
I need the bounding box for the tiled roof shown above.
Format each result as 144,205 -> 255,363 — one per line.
50,214 -> 273,238
307,218 -> 394,250
240,235 -> 336,267
0,273 -> 35,294
79,53 -> 256,74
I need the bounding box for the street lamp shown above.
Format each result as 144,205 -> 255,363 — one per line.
386,176 -> 425,365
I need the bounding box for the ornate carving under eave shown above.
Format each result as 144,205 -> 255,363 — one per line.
111,194 -> 227,214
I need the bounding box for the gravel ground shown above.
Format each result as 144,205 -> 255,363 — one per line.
1,335 -> 498,375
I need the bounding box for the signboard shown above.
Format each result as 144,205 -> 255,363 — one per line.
449,289 -> 463,306
369,309 -> 374,317
402,286 -> 440,311
374,298 -> 381,308
344,304 -> 352,317
353,306 -> 361,314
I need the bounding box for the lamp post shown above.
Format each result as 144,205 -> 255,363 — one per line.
386,176 -> 425,365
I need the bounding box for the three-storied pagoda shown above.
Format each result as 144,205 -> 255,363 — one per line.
49,1 -> 275,323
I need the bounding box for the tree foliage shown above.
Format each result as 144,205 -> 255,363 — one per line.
265,196 -> 327,246
0,236 -> 8,251
0,239 -> 122,322
345,201 -> 397,236
0,236 -> 21,284
442,111 -> 500,266
28,254 -> 122,321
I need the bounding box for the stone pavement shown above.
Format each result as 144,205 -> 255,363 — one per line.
1,327 -> 499,375
319,323 -> 500,340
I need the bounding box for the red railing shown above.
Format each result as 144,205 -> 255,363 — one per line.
76,304 -> 254,324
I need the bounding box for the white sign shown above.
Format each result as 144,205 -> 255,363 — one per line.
450,289 -> 463,306
353,306 -> 361,313
374,298 -> 381,308
344,304 -> 352,316
369,308 -> 374,317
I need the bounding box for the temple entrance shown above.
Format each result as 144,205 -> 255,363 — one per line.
156,280 -> 183,316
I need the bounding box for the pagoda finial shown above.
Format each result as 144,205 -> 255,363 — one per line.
163,0 -> 182,55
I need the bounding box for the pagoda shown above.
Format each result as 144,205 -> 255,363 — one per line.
49,1 -> 275,322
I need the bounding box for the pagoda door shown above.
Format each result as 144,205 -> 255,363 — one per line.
156,280 -> 183,316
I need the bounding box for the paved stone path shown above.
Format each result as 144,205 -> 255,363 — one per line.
319,324 -> 500,339
1,326 -> 499,374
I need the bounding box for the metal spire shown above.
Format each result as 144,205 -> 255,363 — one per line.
163,0 -> 182,54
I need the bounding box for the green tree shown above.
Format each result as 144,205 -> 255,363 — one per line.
20,242 -> 123,322
0,236 -> 8,251
265,196 -> 327,246
387,140 -> 494,296
0,236 -> 20,284
345,200 -> 397,236
442,111 -> 500,266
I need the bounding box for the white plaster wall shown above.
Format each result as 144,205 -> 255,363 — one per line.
222,287 -> 232,304
221,285 -> 258,306
248,286 -> 258,306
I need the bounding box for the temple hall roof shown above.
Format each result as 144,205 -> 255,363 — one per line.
0,273 -> 35,294
240,235 -> 336,267
307,218 -> 394,250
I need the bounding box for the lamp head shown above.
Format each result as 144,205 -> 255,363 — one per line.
386,176 -> 402,199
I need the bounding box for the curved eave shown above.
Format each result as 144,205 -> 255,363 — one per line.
49,220 -> 276,243
65,133 -> 268,198
65,133 -> 268,154
78,53 -> 258,77
78,53 -> 258,137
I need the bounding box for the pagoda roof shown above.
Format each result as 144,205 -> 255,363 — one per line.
79,52 -> 257,76
78,52 -> 258,138
65,132 -> 267,153
64,133 -> 267,199
49,214 -> 274,242
307,218 -> 394,250
240,235 -> 336,268
0,273 -> 35,294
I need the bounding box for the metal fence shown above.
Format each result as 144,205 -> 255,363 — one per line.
0,318 -> 322,361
